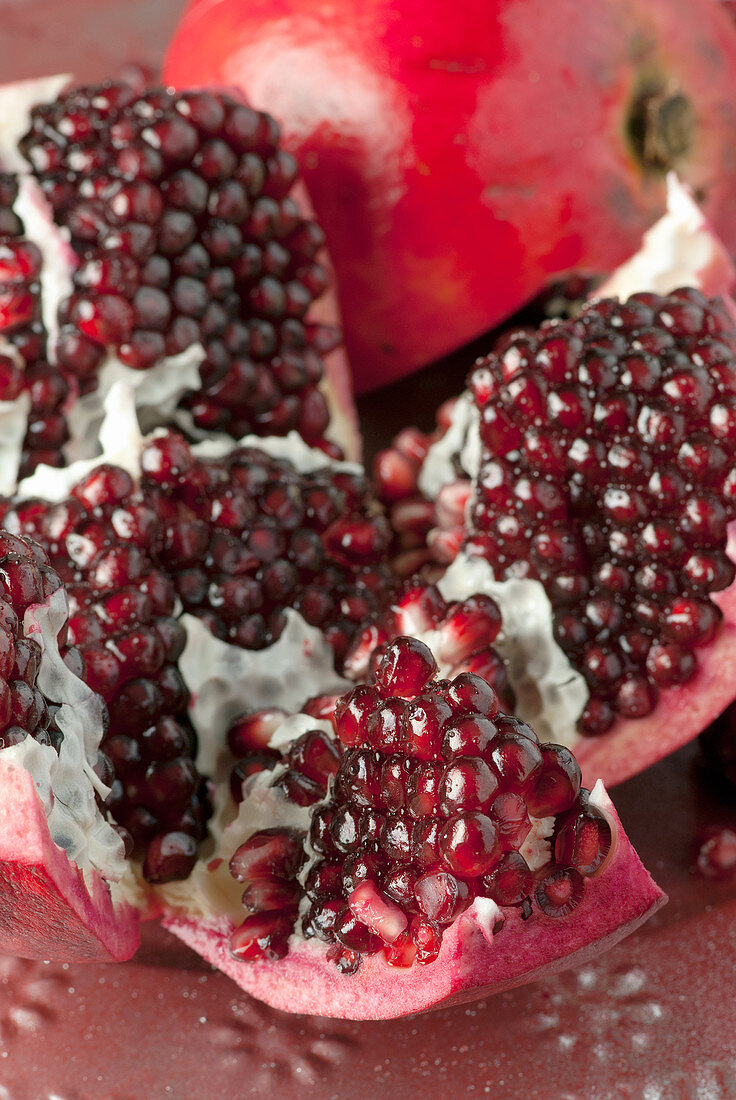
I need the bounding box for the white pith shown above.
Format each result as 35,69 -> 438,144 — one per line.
597,174 -> 736,301
437,555 -> 588,748
181,612 -> 348,780
418,391 -> 480,499
2,586 -> 126,885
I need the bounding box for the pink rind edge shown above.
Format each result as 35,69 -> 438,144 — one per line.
162,787 -> 666,1020
0,757 -> 140,962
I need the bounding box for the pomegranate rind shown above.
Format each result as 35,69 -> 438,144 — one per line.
162,784 -> 665,1020
0,758 -> 139,962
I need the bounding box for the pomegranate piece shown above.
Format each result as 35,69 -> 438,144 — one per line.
0,70 -> 359,484
163,637 -> 665,1018
0,529 -> 138,961
5,464 -> 210,883
371,266 -> 736,786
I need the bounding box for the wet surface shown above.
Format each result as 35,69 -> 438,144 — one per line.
0,4 -> 735,1098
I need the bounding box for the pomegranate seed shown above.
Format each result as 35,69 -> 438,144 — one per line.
535,865 -> 585,917
230,912 -> 295,961
374,637 -> 438,698
554,798 -> 613,875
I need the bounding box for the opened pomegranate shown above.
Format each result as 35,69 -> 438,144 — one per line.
0,518 -> 664,1016
371,185 -> 736,787
0,528 -> 138,961
164,0 -> 736,390
162,637 -> 665,1019
0,70 -> 358,490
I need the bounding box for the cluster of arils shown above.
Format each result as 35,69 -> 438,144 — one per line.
2,469 -> 207,884
130,433 -> 393,658
0,75 -> 344,480
464,288 -> 736,734
0,532 -> 71,753
1,430 -> 395,878
227,638 -> 612,969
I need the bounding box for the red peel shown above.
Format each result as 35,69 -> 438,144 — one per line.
0,758 -> 139,962
164,0 -> 736,391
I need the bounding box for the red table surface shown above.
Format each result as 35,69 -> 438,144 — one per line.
1,3 -> 736,1098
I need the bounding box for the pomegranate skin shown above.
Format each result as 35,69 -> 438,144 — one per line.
0,758 -> 139,962
163,785 -> 665,1019
164,0 -> 736,391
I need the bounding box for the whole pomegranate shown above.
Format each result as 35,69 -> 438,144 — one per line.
164,0 -> 736,390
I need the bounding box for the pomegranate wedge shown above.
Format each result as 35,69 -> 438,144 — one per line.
0,534 -> 138,961
0,71 -> 358,493
161,638 -> 665,1020
374,184 -> 736,787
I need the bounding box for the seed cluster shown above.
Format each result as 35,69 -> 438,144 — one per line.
3,432 -> 393,877
2,478 -> 206,883
228,638 -> 612,970
131,434 -> 393,659
0,532 -> 75,754
466,288 -> 736,734
0,76 -> 340,481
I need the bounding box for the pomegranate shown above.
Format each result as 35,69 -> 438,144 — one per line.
161,638 -> 665,1019
164,0 -> 736,390
370,182 -> 736,787
0,71 -> 359,490
0,530 -> 138,961
0,539 -> 664,1015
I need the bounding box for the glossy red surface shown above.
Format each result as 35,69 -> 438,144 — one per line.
164,0 -> 736,391
0,5 -> 735,1098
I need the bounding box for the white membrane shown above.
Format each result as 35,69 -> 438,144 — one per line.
5,587 -> 125,883
437,554 -> 588,748
418,392 -> 480,500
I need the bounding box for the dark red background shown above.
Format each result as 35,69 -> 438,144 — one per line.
1,2 -> 736,1097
